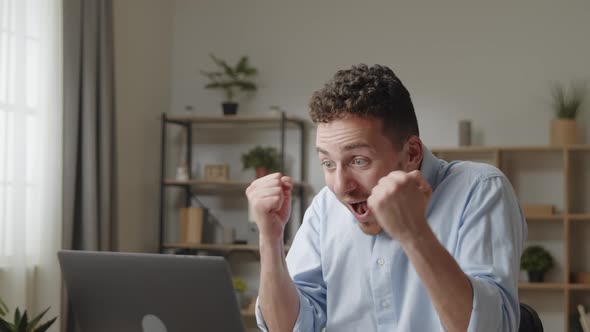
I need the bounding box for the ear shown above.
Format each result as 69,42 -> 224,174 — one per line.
402,136 -> 423,172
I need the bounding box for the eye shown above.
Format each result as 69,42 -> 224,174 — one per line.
352,158 -> 368,167
321,160 -> 335,170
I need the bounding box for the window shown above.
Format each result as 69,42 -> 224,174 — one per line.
0,0 -> 60,266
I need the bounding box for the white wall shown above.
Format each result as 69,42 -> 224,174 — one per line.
113,0 -> 174,252
170,0 -> 590,192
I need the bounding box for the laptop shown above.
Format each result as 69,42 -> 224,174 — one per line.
58,250 -> 245,332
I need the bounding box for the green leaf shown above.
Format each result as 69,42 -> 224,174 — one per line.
200,70 -> 224,80
235,56 -> 257,76
240,67 -> 257,77
233,80 -> 257,91
0,319 -> 14,332
241,146 -> 280,171
235,56 -> 249,73
551,80 -> 588,119
15,311 -> 27,332
201,54 -> 258,101
209,54 -> 236,79
32,316 -> 56,332
204,82 -> 223,89
14,309 -> 20,327
0,297 -> 8,317
521,245 -> 553,272
26,307 -> 49,332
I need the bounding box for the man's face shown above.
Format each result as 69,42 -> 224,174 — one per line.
316,116 -> 406,235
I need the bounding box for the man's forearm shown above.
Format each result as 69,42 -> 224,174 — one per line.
401,225 -> 473,332
259,236 -> 300,332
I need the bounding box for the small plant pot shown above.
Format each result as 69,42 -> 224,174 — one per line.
550,119 -> 578,145
528,271 -> 545,283
222,102 -> 238,116
255,167 -> 269,178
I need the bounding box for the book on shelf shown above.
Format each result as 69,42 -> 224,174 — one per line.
179,207 -> 207,244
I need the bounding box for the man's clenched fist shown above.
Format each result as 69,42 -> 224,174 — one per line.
245,173 -> 293,241
367,170 -> 432,243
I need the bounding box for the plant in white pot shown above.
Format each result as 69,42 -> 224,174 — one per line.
550,80 -> 588,145
200,54 -> 258,116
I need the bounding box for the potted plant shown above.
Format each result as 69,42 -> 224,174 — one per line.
550,80 -> 588,145
521,245 -> 554,282
241,146 -> 280,178
200,54 -> 258,116
0,296 -> 57,331
232,277 -> 248,309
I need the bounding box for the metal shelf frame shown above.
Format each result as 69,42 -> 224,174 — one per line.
158,112 -> 307,252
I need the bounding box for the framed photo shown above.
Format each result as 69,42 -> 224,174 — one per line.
204,164 -> 229,181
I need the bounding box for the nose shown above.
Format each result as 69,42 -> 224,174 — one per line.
332,166 -> 356,195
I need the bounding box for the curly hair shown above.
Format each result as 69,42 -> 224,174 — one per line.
309,64 -> 419,147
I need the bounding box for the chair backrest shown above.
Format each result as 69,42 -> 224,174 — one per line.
519,302 -> 544,332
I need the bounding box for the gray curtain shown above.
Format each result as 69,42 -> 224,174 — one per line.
62,0 -> 116,331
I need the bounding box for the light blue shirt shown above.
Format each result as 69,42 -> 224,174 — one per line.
256,146 -> 527,331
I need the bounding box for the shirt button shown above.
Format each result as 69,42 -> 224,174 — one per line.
381,299 -> 390,308
377,258 -> 385,266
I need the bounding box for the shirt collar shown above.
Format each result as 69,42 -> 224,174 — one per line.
419,145 -> 444,192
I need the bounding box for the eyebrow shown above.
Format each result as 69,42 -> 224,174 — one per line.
316,143 -> 371,156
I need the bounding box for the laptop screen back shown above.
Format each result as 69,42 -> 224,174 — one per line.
58,250 -> 245,332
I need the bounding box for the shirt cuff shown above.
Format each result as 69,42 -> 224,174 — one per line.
255,290 -> 314,332
466,276 -> 504,332
255,296 -> 269,332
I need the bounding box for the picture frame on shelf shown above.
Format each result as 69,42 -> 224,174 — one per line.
204,164 -> 230,181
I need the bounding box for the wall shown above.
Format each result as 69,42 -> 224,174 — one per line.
170,0 -> 590,193
113,0 -> 174,252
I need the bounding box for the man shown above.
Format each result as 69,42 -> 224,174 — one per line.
246,64 -> 527,331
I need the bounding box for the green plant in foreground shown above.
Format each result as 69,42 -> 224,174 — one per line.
520,245 -> 554,273
0,296 -> 57,332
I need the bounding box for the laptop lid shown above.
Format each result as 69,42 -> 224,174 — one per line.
58,250 -> 245,332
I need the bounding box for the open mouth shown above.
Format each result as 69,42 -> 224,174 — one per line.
350,201 -> 368,216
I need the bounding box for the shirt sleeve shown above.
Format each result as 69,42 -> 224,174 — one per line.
255,200 -> 327,332
455,175 -> 527,332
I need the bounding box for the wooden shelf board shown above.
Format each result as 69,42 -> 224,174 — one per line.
569,213 -> 590,221
431,146 -> 499,154
518,282 -> 565,290
566,145 -> 590,151
163,243 -> 260,251
165,114 -> 306,126
163,179 -> 307,190
432,145 -> 590,153
496,146 -> 567,152
525,214 -> 564,222
568,283 -> 590,290
163,243 -> 291,252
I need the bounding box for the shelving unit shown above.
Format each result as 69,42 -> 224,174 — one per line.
432,144 -> 590,332
161,243 -> 291,260
158,112 -> 308,254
